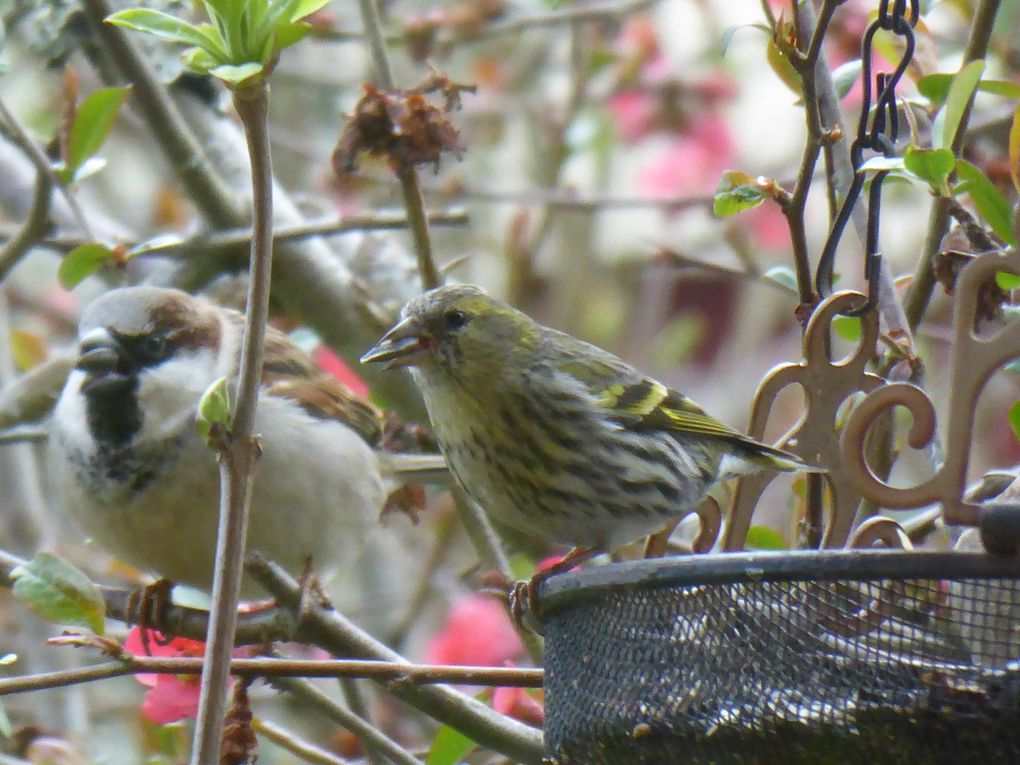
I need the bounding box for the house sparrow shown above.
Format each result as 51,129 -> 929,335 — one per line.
49,286 -> 444,596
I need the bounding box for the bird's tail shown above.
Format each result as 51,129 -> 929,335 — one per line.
376,451 -> 449,484
719,435 -> 821,478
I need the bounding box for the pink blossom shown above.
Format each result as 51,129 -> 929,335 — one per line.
425,593 -> 524,667
607,91 -> 657,142
638,114 -> 736,197
314,346 -> 370,398
123,628 -> 205,724
746,204 -> 791,251
493,685 -> 545,728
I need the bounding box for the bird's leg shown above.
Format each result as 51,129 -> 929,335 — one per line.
508,546 -> 599,629
125,578 -> 176,651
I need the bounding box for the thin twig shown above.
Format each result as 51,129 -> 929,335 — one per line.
272,676 -> 424,765
313,0 -> 659,46
0,98 -> 92,242
247,554 -> 546,765
903,0 -> 1002,331
191,84 -> 275,764
450,491 -> 544,664
656,246 -> 799,295
82,0 -> 244,226
354,0 -> 441,289
0,209 -> 469,257
0,157 -> 52,283
0,658 -> 543,696
252,717 -> 354,765
339,678 -> 386,765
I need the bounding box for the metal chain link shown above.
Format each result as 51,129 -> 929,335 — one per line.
815,0 -> 920,316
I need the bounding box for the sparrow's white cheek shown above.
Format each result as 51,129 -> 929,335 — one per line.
135,348 -> 218,441
51,370 -> 92,448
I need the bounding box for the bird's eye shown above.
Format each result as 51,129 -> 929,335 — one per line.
444,309 -> 468,330
143,333 -> 170,361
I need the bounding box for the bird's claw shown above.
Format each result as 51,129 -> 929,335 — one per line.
126,578 -> 176,652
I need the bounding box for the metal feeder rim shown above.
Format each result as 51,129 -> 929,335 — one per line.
534,550 -> 1020,620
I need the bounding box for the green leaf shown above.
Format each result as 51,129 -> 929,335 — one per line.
919,73 -> 1020,106
833,315 -> 862,342
935,59 -> 984,150
1010,401 -> 1020,447
58,243 -> 114,289
762,265 -> 798,292
106,9 -> 224,56
955,160 -> 1016,245
902,146 -> 955,194
713,171 -> 765,217
288,0 -> 331,22
1009,104 -> 1020,195
181,47 -> 220,74
832,59 -> 862,101
427,725 -> 477,765
917,73 -> 952,105
208,61 -> 264,85
273,20 -> 312,52
719,23 -> 770,56
996,272 -> 1020,291
746,526 -> 787,550
65,87 -> 128,179
978,80 -> 1020,99
11,552 -> 105,634
766,37 -> 802,96
858,156 -> 906,174
196,376 -> 231,446
0,699 -> 9,739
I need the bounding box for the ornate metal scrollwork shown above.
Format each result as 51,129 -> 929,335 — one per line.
842,248 -> 1020,528
725,291 -> 884,550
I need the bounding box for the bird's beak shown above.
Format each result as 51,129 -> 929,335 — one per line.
76,329 -> 131,394
360,316 -> 430,369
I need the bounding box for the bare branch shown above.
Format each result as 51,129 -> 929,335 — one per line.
0,657 -> 542,696
191,84 -> 275,763
247,554 -> 546,765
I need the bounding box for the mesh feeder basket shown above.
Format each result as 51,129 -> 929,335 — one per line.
536,550 -> 1020,765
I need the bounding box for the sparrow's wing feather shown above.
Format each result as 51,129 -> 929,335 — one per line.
260,328 -> 384,445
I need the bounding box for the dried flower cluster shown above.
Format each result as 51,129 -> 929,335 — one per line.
333,72 -> 475,175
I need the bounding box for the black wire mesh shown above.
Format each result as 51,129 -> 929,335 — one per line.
537,551 -> 1020,765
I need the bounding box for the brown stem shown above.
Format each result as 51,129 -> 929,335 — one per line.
82,0 -> 244,227
191,85 -> 274,764
251,718 -> 353,765
247,554 -> 546,764
0,159 -> 52,283
0,657 -> 542,696
354,0 -> 441,290
903,0 -> 1002,331
271,676 -> 424,765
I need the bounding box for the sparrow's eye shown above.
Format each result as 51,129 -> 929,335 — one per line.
444,309 -> 468,330
143,333 -> 171,362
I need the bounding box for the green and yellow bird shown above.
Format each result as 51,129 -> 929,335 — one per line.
363,284 -> 805,574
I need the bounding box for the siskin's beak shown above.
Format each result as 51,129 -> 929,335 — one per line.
360,316 -> 431,370
76,328 -> 132,394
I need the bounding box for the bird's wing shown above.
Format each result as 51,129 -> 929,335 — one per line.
568,365 -> 744,439
555,347 -> 806,470
261,328 -> 384,445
